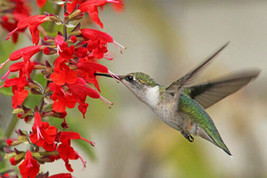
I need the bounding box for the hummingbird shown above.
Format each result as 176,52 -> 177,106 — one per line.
95,43 -> 260,156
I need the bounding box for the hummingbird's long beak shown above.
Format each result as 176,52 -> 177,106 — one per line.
94,73 -> 123,81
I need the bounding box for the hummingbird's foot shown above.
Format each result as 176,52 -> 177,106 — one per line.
181,131 -> 194,142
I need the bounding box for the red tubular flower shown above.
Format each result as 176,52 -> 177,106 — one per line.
80,28 -> 113,59
6,15 -> 50,45
76,61 -> 108,91
60,131 -> 95,146
19,151 -> 40,178
48,83 -> 77,112
79,0 -> 122,28
57,131 -> 95,171
81,28 -> 113,42
67,77 -> 101,117
50,63 -> 77,85
3,75 -> 29,108
9,60 -> 36,78
9,45 -> 42,61
30,111 -> 57,151
55,35 -> 75,59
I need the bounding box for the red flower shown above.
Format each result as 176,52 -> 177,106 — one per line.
74,47 -> 88,58
57,131 -> 94,172
3,75 -> 29,108
67,77 -> 101,117
48,83 -> 77,112
9,60 -> 36,78
55,35 -> 75,59
81,28 -> 113,42
76,60 -> 108,91
6,15 -> 50,45
79,0 -> 122,28
50,62 -> 77,85
9,45 -> 42,61
80,28 -> 113,59
19,151 -> 40,178
30,111 -> 57,151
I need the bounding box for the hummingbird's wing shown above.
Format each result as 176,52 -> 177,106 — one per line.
167,42 -> 229,111
166,42 -> 229,94
186,69 -> 260,109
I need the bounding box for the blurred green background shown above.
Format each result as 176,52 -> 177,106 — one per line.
1,0 -> 267,177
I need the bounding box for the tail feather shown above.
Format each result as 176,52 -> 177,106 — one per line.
194,126 -> 232,156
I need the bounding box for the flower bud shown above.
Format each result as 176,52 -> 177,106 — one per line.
69,9 -> 82,20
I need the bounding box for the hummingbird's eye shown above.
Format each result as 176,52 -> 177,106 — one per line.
126,75 -> 134,82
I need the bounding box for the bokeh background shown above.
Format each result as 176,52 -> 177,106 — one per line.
1,0 -> 267,177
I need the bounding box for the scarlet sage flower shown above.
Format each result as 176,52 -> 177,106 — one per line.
57,131 -> 95,171
3,75 -> 29,108
79,0 -> 123,28
55,35 -> 75,59
0,45 -> 41,71
67,77 -> 101,117
30,111 -> 57,151
80,28 -> 114,59
76,61 -> 109,91
6,15 -> 51,45
9,60 -> 36,78
19,151 -> 40,178
80,28 -> 113,42
50,63 -> 77,85
9,45 -> 42,61
48,83 -> 77,113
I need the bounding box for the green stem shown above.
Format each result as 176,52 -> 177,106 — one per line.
63,1 -> 68,41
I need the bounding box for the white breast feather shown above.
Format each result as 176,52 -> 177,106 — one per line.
145,86 -> 160,107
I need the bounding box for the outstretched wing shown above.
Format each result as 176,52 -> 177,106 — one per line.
186,69 -> 260,109
166,42 -> 230,94
167,42 -> 230,112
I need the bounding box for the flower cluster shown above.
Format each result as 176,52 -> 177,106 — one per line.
0,0 -> 124,177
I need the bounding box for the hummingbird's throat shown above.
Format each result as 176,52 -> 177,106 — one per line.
144,86 -> 160,107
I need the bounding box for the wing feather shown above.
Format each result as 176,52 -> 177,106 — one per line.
187,69 -> 260,108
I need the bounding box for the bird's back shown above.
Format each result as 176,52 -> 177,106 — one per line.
178,93 -> 231,155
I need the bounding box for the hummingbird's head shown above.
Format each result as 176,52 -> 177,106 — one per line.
94,72 -> 160,106
119,72 -> 160,106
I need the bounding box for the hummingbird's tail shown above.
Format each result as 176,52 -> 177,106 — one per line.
195,126 -> 232,156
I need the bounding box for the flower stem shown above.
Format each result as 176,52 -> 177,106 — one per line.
63,1 -> 68,41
